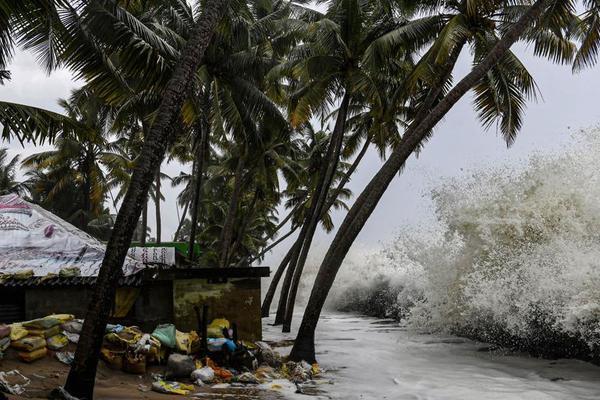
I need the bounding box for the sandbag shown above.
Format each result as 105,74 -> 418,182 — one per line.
23,316 -> 61,330
46,334 -> 69,350
152,324 -> 176,349
123,352 -> 146,374
0,337 -> 10,352
100,348 -> 124,370
28,325 -> 60,338
47,314 -> 74,324
0,324 -> 10,339
18,347 -> 47,362
165,354 -> 195,380
12,336 -> 46,352
9,324 -> 28,341
59,267 -> 80,277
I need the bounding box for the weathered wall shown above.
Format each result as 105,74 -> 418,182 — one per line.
25,287 -> 93,320
173,277 -> 262,341
131,282 -> 173,331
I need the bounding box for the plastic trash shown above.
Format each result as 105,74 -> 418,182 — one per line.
47,334 -> 69,350
18,347 -> 47,362
151,380 -> 194,396
207,337 -> 228,352
236,372 -> 259,384
56,352 -> 75,365
63,331 -> 80,344
255,341 -> 281,368
152,324 -> 177,349
191,367 -> 215,384
165,354 -> 195,380
207,318 -> 230,338
61,320 -> 83,334
0,370 -> 30,395
9,324 -> 28,341
176,330 -> 200,354
12,336 -> 46,352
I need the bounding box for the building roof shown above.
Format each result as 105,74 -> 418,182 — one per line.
0,194 -> 144,277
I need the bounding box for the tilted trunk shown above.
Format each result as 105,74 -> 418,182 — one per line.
229,188 -> 259,264
282,93 -> 350,332
140,197 -> 148,245
323,138 -> 369,212
63,2 -> 229,397
288,0 -> 550,363
219,156 -> 245,268
273,228 -> 305,325
155,169 -> 161,244
239,225 -> 298,267
262,240 -> 299,317
188,118 -> 210,261
173,198 -> 189,241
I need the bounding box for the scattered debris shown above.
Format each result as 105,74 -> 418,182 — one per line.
56,352 -> 75,365
151,380 -> 194,395
0,370 -> 30,395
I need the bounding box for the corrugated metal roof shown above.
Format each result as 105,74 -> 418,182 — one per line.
0,273 -> 143,288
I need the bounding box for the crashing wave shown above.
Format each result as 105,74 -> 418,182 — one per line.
328,127 -> 600,360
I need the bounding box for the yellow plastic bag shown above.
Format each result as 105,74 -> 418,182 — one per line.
175,330 -> 201,354
46,334 -> 69,350
9,324 -> 28,341
23,316 -> 61,330
151,381 -> 194,395
207,318 -> 230,338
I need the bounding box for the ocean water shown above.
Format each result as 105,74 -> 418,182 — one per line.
323,127 -> 600,359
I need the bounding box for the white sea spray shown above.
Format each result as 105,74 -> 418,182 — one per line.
328,127 -> 600,353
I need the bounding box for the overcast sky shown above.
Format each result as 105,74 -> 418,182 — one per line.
2,42 -> 599,266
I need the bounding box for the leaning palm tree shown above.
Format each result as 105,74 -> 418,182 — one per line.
289,0 -> 576,363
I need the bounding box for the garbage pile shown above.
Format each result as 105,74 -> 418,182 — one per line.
0,315 -> 326,397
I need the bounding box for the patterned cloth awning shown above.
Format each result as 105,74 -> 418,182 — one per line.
0,194 -> 144,277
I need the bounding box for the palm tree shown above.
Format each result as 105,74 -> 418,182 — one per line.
0,148 -> 23,195
63,0 -> 231,396
22,91 -> 123,231
289,0 -> 572,363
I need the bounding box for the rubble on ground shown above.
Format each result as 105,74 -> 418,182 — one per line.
0,314 -> 328,398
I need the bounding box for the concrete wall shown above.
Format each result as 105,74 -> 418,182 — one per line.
25,287 -> 93,320
173,277 -> 262,341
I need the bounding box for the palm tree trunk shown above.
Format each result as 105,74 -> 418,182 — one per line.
188,117 -> 210,261
262,240 -> 299,318
324,138 -> 369,212
155,169 -> 161,244
63,2 -> 229,397
173,199 -> 189,241
239,225 -> 298,267
288,0 -> 550,363
219,155 -> 245,267
274,214 -> 310,325
229,188 -> 259,264
282,93 -> 350,332
141,197 -> 148,245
